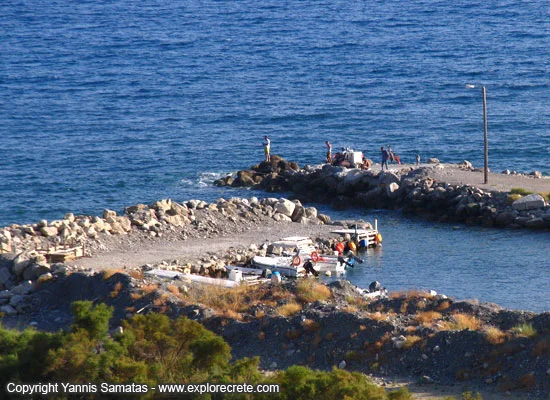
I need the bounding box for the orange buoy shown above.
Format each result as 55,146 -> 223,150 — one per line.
311,251 -> 319,262
291,255 -> 302,266
375,233 -> 383,244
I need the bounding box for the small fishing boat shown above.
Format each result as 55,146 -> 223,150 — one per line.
251,236 -> 361,278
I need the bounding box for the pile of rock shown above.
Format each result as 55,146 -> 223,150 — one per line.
0,252 -> 77,315
0,195 -> 331,313
215,159 -> 550,230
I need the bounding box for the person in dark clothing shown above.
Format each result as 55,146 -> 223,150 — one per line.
381,146 -> 389,170
303,260 -> 319,276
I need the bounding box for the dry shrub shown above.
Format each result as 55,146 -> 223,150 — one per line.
359,325 -> 366,331
406,326 -> 417,333
531,336 -> 549,357
436,299 -> 451,311
130,292 -> 143,301
402,335 -> 422,349
255,309 -> 265,319
125,306 -> 136,313
414,311 -> 442,326
366,312 -> 387,322
185,284 -> 253,314
276,302 -> 302,317
128,269 -> 144,280
350,332 -> 357,339
220,309 -> 243,321
153,293 -> 169,306
399,301 -> 409,314
102,269 -> 125,280
258,331 -> 265,340
166,285 -> 179,295
440,313 -> 482,331
483,326 -> 507,345
296,279 -> 331,303
342,305 -> 358,314
345,296 -> 366,307
110,282 -> 123,298
301,318 -> 321,332
140,283 -> 159,294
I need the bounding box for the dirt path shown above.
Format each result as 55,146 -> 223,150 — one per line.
383,162 -> 550,193
69,221 -> 339,271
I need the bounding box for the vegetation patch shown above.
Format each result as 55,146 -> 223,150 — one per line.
296,279 -> 331,303
276,302 -> 302,317
510,187 -> 534,196
511,323 -> 537,338
440,313 -> 482,331
483,326 -> 507,345
414,311 -> 442,326
402,335 -> 422,350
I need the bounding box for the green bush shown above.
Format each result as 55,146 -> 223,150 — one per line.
1,301 -> 416,399
510,188 -> 533,196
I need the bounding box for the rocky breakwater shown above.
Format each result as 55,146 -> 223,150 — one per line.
0,196 -> 330,316
216,158 -> 550,230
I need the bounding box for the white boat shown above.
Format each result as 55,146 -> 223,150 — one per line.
251,236 -> 362,277
251,255 -> 305,278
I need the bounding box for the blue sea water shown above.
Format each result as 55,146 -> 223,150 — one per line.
1,1 -> 548,311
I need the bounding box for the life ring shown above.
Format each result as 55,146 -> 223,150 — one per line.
310,251 -> 319,262
291,255 -> 302,266
375,233 -> 383,244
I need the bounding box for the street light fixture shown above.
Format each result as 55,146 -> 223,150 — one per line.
466,84 -> 489,184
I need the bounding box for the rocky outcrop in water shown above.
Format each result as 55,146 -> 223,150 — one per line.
216,160 -> 550,230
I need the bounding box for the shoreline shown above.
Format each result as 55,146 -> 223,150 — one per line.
1,166 -> 549,399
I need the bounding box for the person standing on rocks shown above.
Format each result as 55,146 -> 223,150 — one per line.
381,146 -> 389,170
416,154 -> 421,165
325,140 -> 332,164
387,145 -> 395,163
263,135 -> 271,163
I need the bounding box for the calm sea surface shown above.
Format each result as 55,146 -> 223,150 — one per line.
1,1 -> 548,311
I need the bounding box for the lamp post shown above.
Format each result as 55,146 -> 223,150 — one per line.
466,84 -> 488,184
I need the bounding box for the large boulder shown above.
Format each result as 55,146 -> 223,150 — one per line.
512,194 -> 545,211
40,226 -> 58,237
12,253 -> 32,276
378,171 -> 400,186
103,209 -> 118,221
495,211 -> 517,227
274,199 -> 296,218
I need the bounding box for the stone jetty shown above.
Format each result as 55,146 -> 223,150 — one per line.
215,156 -> 550,230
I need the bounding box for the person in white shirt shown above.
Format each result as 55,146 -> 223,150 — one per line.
263,135 -> 271,162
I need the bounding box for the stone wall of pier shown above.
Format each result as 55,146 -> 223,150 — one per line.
215,158 -> 550,230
